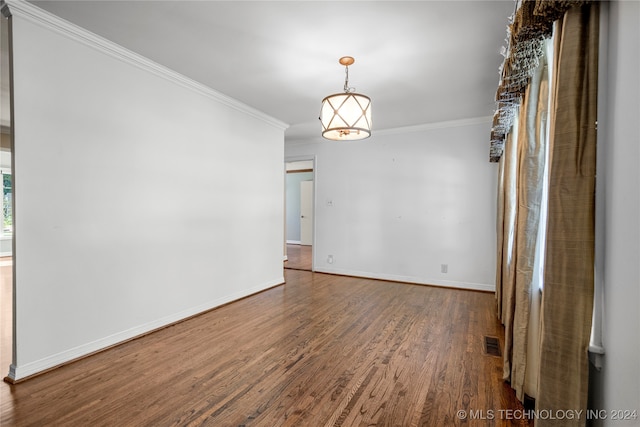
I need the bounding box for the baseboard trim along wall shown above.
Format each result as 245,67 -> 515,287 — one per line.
6,277 -> 285,382
314,267 -> 495,293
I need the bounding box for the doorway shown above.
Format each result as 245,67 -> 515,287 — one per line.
284,158 -> 314,271
0,14 -> 13,382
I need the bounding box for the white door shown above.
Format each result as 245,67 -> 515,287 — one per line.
300,180 -> 313,246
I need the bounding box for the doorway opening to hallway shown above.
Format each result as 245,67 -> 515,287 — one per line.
284,159 -> 314,271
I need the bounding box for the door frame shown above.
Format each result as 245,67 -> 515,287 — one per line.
285,155 -> 316,272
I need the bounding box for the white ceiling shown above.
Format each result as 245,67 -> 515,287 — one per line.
26,1 -> 513,142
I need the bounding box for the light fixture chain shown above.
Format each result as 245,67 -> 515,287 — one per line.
344,65 -> 355,93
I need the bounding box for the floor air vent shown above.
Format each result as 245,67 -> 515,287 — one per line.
484,336 -> 502,357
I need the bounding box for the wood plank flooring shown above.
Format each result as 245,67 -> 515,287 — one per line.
0,268 -> 530,426
284,244 -> 312,271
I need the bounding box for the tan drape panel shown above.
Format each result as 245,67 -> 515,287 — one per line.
536,4 -> 599,426
499,106 -> 521,394
495,153 -> 506,317
496,131 -> 518,328
503,53 -> 549,401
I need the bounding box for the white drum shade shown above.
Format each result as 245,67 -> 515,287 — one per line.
320,92 -> 372,141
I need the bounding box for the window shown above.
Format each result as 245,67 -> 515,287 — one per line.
2,171 -> 11,238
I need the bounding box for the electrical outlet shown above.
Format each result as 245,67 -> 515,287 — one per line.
441,264 -> 448,274
327,255 -> 334,264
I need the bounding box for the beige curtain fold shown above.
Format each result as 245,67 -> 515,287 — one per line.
499,49 -> 549,402
509,53 -> 549,401
495,152 -> 506,317
536,4 -> 599,426
496,130 -> 518,329
499,117 -> 519,390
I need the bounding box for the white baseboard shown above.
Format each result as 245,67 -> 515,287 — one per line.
286,240 -> 302,245
6,276 -> 284,382
313,267 -> 495,292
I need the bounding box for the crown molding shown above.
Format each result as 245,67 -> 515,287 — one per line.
2,0 -> 289,131
374,116 -> 493,137
285,116 -> 493,146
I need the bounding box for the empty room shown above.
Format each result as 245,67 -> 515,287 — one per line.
0,1 -> 638,426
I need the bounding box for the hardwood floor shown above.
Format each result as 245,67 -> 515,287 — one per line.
0,268 -> 530,426
284,244 -> 312,271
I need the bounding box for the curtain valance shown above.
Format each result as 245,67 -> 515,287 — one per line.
489,0 -> 590,162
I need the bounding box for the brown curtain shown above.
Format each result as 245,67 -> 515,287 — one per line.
536,3 -> 599,426
502,51 -> 550,401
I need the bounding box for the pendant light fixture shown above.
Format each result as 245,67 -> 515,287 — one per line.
319,56 -> 372,140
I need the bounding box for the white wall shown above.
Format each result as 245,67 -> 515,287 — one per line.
7,3 -> 286,380
286,160 -> 313,172
590,1 -> 640,424
285,119 -> 498,291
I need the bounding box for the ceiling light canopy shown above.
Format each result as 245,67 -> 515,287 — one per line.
320,56 -> 372,141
